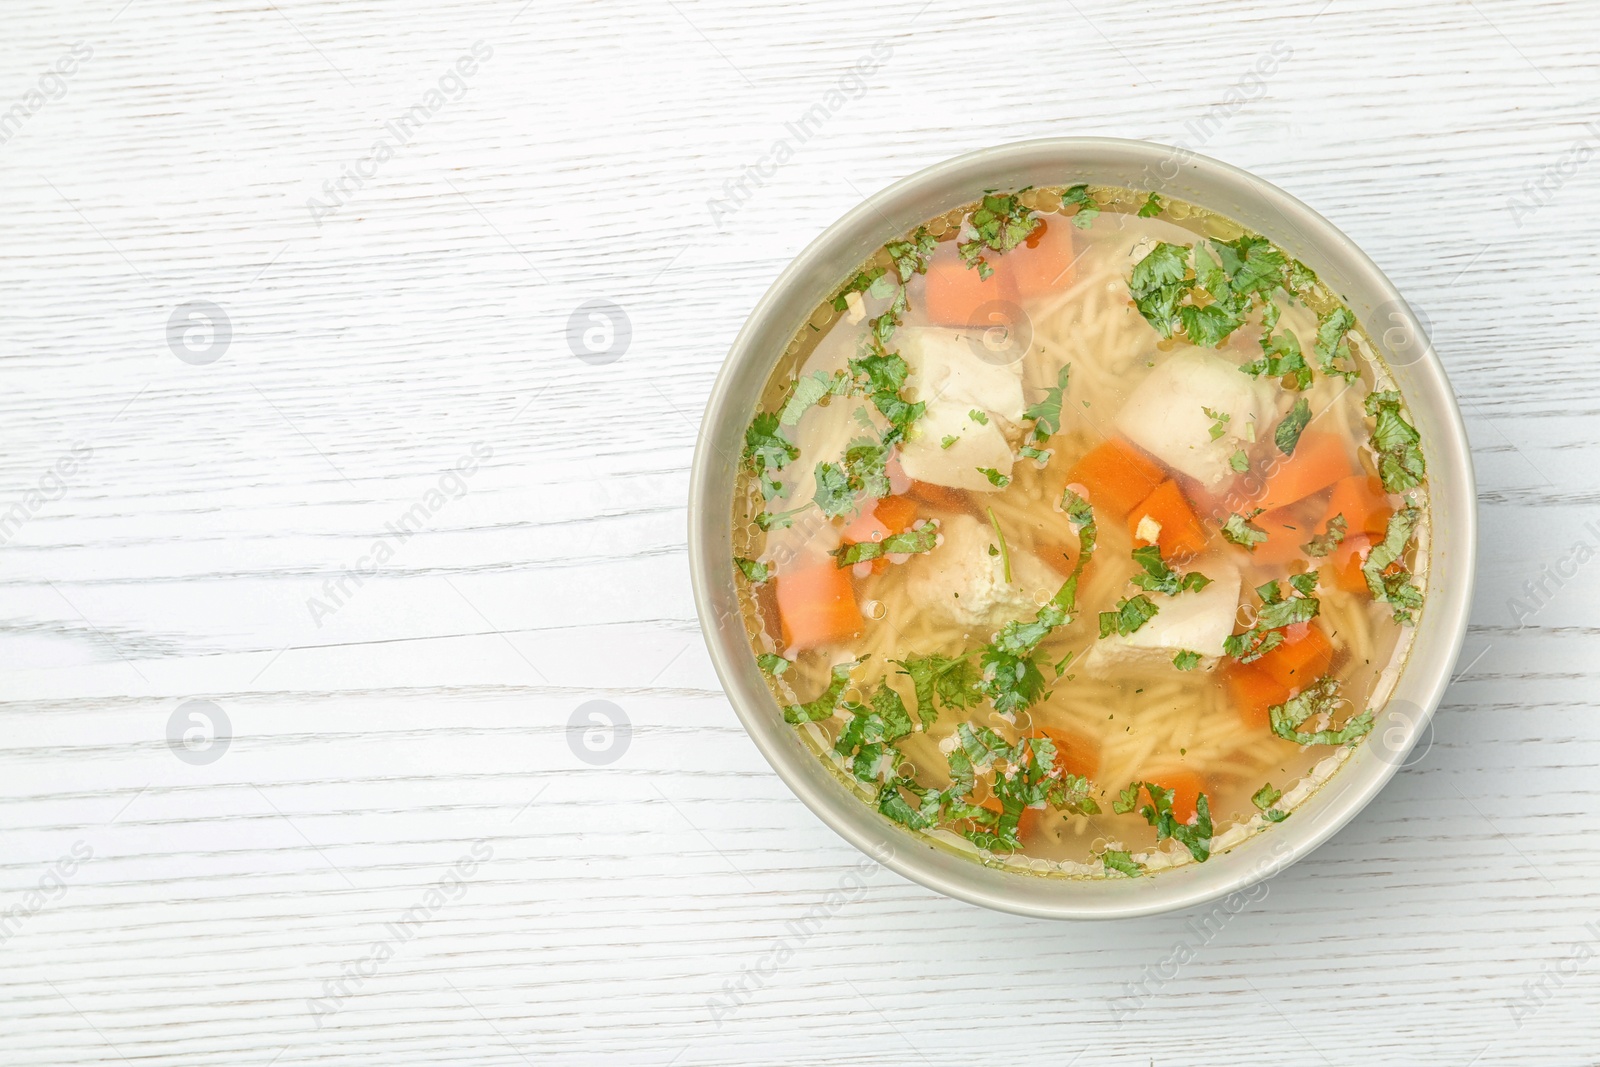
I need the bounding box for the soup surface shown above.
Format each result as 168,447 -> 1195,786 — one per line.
731,185 -> 1428,877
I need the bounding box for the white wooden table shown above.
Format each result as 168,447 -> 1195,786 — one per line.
2,0 -> 1597,1063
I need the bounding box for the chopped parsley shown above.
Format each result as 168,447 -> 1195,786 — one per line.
1136,192 -> 1163,218
1275,396 -> 1312,455
756,653 -> 789,677
843,436 -> 892,501
778,369 -> 848,426
1268,676 -> 1375,746
1128,242 -> 1193,339
1363,506 -> 1424,623
834,684 -> 915,782
1098,594 -> 1160,639
1224,575 -> 1320,662
743,412 -> 798,501
1203,406 -> 1232,441
1114,781 -> 1213,863
1062,184 -> 1100,229
734,557 -> 771,583
1244,320 -> 1312,390
1314,306 -> 1359,380
833,521 -> 940,567
940,434 -> 958,449
1102,848 -> 1142,876
968,408 -> 989,425
972,489 -> 1097,715
812,461 -> 855,517
848,351 -> 924,438
832,265 -> 889,312
1129,544 -> 1211,597
958,193 -> 1040,279
884,227 -> 937,282
1251,782 -> 1289,822
977,467 -> 1011,488
783,660 -> 859,724
1022,365 -> 1071,444
1172,649 -> 1202,671
1221,509 -> 1269,550
893,653 -> 982,727
986,507 -> 1012,584
1365,390 -> 1426,493
1303,513 -> 1348,558
1229,449 -> 1250,473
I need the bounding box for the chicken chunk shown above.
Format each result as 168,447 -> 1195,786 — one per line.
896,327 -> 1026,492
1114,349 -> 1276,491
904,513 -> 1060,631
1087,559 -> 1242,671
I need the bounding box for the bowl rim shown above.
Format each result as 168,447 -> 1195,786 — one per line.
687,137 -> 1477,920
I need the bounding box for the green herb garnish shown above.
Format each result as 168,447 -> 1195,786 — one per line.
1275,396 -> 1312,455
1268,676 -> 1375,746
1098,594 -> 1160,639
1364,390 -> 1425,493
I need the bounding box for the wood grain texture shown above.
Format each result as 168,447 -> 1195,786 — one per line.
1,0 -> 1598,1063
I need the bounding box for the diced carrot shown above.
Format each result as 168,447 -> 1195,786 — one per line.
1145,771 -> 1206,826
1250,504 -> 1317,564
838,495 -> 915,572
1035,540 -> 1078,578
923,254 -> 1018,327
1034,725 -> 1101,781
1254,431 -> 1356,513
1128,479 -> 1209,558
1008,218 -> 1077,299
1255,622 -> 1334,691
775,562 -> 861,651
1326,534 -> 1374,595
1226,662 -> 1291,731
840,495 -> 919,574
1067,438 -> 1167,519
1323,474 -> 1392,537
907,479 -> 971,513
840,494 -> 917,542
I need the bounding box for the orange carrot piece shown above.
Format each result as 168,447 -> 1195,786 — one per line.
840,494 -> 917,542
1325,534 -> 1374,595
1008,217 -> 1077,299
1035,725 -> 1101,782
775,562 -> 861,651
1255,622 -> 1334,691
1250,505 -> 1318,564
1255,431 -> 1355,513
923,254 -> 1018,327
1322,474 -> 1392,537
1145,772 -> 1207,826
1067,438 -> 1167,520
907,479 -> 971,514
1128,479 -> 1209,558
840,495 -> 920,574
1226,662 -> 1291,731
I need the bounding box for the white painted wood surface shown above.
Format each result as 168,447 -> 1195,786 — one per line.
2,0 -> 1598,1062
